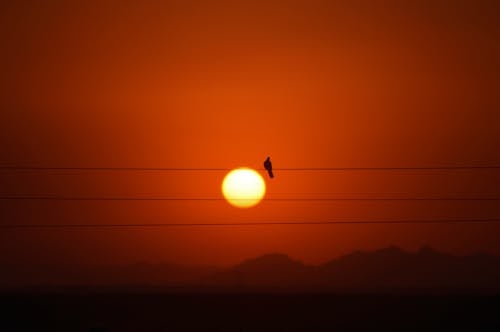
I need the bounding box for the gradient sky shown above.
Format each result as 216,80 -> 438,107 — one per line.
1,0 -> 500,267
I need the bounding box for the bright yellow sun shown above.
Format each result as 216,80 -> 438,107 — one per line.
222,168 -> 266,208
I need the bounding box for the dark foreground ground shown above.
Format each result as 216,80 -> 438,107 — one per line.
2,292 -> 500,331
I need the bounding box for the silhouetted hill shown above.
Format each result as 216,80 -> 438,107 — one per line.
204,247 -> 500,292
3,247 -> 500,292
318,247 -> 500,291
207,253 -> 314,287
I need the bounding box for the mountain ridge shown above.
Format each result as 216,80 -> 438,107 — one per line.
3,247 -> 500,292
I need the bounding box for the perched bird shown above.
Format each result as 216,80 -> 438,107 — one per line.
263,156 -> 274,179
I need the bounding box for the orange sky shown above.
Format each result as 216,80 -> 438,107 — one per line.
1,0 -> 500,266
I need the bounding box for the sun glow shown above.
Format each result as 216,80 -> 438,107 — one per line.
222,168 -> 266,208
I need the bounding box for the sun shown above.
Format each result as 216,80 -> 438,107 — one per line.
222,168 -> 266,208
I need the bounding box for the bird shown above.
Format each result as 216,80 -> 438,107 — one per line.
263,156 -> 274,179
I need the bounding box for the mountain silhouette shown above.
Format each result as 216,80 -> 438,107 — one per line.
3,247 -> 500,292
208,253 -> 313,287
317,247 -> 500,292
206,247 -> 500,292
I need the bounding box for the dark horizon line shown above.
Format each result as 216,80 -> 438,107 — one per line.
2,219 -> 500,229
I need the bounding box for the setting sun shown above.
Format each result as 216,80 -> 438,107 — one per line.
222,168 -> 266,208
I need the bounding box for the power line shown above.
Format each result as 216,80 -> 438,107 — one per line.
1,219 -> 500,229
1,197 -> 500,201
1,166 -> 500,171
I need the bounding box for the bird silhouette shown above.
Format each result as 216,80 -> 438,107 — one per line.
263,157 -> 274,179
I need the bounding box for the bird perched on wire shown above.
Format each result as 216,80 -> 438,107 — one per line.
263,156 -> 274,179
